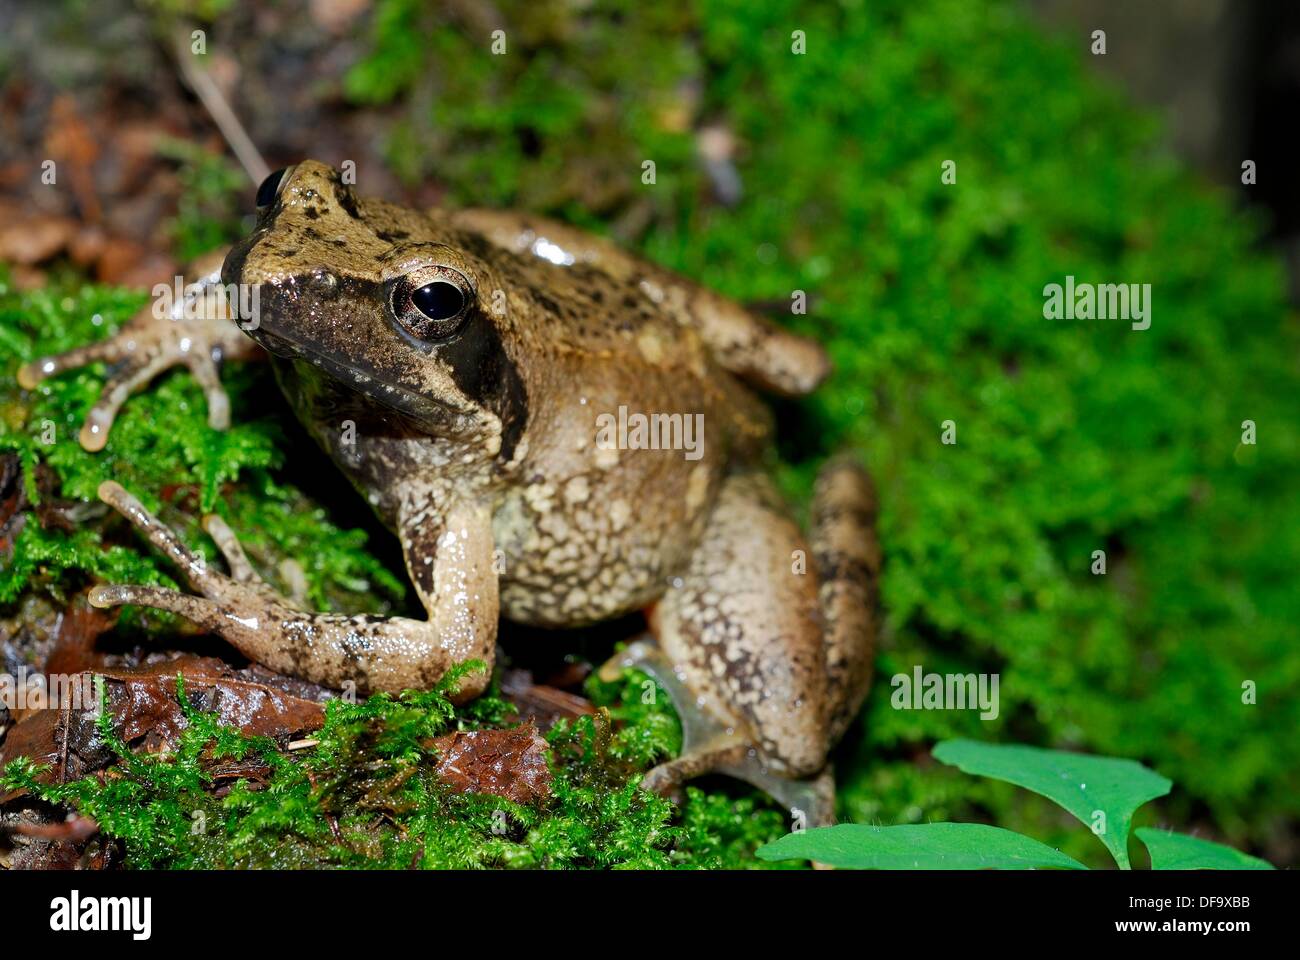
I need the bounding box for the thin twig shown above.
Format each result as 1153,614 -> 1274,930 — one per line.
3,815 -> 100,842
172,28 -> 269,186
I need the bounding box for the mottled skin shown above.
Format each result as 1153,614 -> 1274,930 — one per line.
21,161 -> 879,818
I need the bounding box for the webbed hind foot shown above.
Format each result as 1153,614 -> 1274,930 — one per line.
600,638 -> 837,827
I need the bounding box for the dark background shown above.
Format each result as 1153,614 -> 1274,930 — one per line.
1036,0 -> 1300,298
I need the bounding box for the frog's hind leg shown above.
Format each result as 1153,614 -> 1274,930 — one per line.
599,639 -> 837,827
600,472 -> 842,825
601,461 -> 879,827
812,456 -> 881,742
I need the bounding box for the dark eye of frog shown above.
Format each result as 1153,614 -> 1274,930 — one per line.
255,167 -> 291,210
389,266 -> 474,341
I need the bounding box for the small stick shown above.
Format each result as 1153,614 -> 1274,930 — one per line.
171,28 -> 269,186
4,815 -> 100,842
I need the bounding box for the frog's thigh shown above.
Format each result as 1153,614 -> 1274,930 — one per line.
655,472 -> 831,777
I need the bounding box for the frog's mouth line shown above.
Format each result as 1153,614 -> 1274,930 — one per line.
247,326 -> 469,432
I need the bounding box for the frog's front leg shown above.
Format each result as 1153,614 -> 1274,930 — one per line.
17,250 -> 260,451
88,481 -> 497,699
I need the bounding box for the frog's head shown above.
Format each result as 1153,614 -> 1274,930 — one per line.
222,159 -> 527,463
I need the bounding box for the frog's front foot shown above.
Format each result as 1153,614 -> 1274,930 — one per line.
88,481 -> 498,698
18,257 -> 259,451
88,480 -> 304,649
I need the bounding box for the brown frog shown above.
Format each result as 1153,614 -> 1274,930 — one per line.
19,161 -> 880,821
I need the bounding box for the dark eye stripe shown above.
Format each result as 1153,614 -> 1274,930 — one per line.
434,302 -> 529,463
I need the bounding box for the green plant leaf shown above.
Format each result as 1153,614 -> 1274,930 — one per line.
756,823 -> 1086,870
933,739 -> 1171,869
1136,829 -> 1274,870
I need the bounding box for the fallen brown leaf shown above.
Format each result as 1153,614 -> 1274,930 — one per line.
0,213 -> 77,264
44,95 -> 101,223
430,725 -> 551,805
0,451 -> 24,555
0,664 -> 325,802
39,601 -> 112,687
94,235 -> 175,287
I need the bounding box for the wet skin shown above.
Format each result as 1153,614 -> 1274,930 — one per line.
20,162 -> 880,818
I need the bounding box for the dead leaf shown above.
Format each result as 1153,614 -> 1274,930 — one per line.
94,236 -> 175,287
0,213 -> 77,264
207,757 -> 274,795
430,725 -> 551,805
66,222 -> 107,266
0,451 -> 24,556
99,667 -> 325,748
40,602 -> 112,688
0,664 -> 324,802
0,711 -> 65,789
310,0 -> 372,33
44,95 -> 101,223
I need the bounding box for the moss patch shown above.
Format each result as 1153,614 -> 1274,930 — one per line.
3,664 -> 789,868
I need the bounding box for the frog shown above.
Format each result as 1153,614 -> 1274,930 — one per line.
19,161 -> 880,823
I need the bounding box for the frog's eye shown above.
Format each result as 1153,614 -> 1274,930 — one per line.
389,267 -> 474,341
255,167 -> 290,209
412,280 -> 465,323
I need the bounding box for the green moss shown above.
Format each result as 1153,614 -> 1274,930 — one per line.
2,665 -> 788,868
